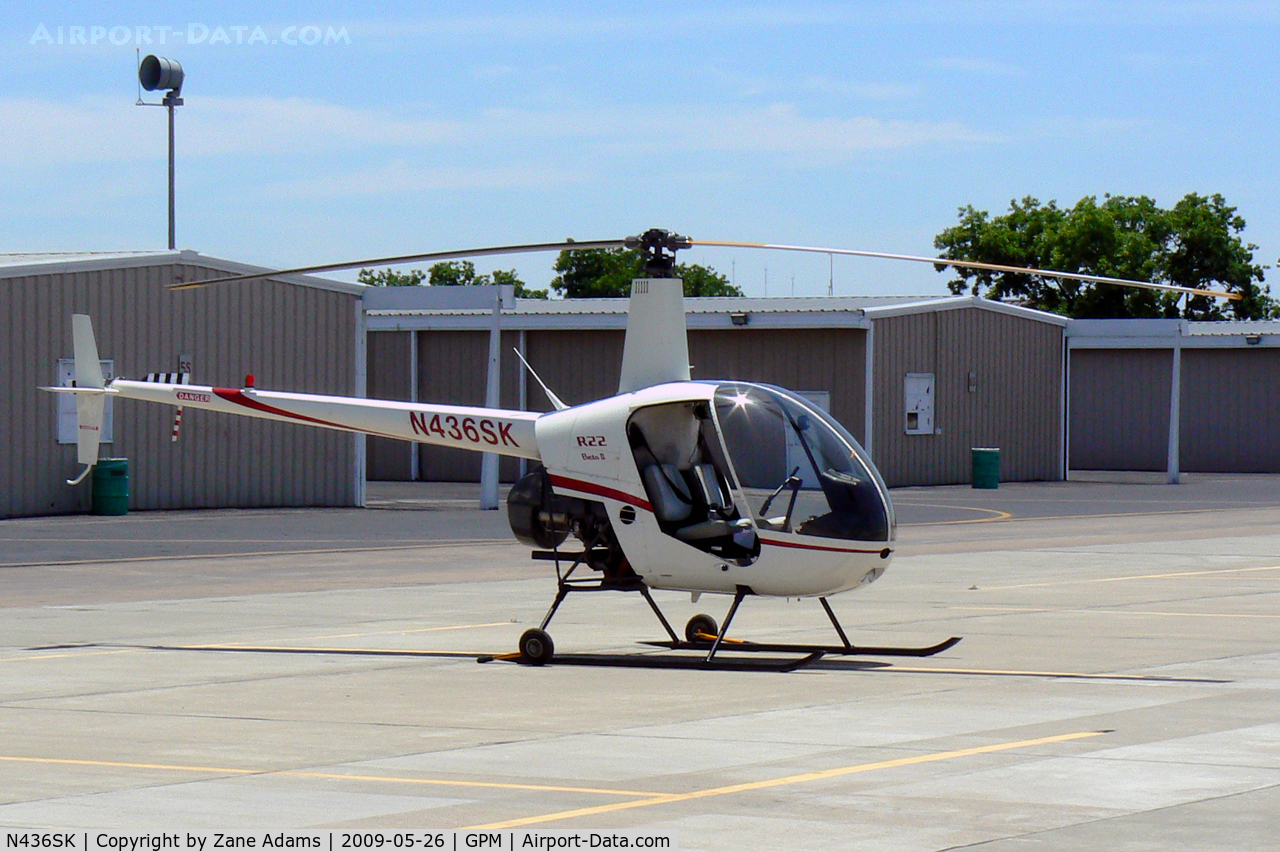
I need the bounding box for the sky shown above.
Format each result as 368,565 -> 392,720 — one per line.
3,1 -> 1278,298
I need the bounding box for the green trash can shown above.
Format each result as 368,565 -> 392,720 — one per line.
91,458 -> 130,515
971,447 -> 1000,490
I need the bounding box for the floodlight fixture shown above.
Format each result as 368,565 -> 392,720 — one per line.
136,54 -> 185,250
139,55 -> 184,95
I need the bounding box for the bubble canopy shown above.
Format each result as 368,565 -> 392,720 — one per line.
712,383 -> 894,543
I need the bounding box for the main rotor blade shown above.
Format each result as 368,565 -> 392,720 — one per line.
692,240 -> 1242,302
168,238 -> 629,290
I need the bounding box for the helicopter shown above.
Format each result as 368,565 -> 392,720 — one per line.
46,229 -> 1238,669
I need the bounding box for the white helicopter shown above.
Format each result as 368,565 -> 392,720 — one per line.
46,229 -> 1237,669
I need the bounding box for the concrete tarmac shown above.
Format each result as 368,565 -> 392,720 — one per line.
2,475 -> 1279,849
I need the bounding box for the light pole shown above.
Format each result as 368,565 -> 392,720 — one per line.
137,55 -> 184,250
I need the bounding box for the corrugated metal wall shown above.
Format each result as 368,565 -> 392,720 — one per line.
1182,350 -> 1280,472
366,328 -> 621,483
1070,348 -> 1280,473
873,308 -> 1063,486
366,330 -> 412,480
525,329 -> 625,410
415,330 -> 525,482
366,326 -> 868,481
1068,349 -> 1171,471
1,262 -> 359,518
689,328 -> 866,444
366,328 -> 623,482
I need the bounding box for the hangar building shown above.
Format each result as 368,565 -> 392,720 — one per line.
365,294 -> 1067,489
1,251 -> 365,520
1068,319 -> 1280,475
5,250 -> 1279,520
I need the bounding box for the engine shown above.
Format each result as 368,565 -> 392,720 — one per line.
507,467 -> 633,579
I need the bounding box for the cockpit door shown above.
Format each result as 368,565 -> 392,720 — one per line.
713,383 -> 892,544
627,400 -> 760,566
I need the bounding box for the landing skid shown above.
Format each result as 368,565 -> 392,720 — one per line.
500,542 -> 962,670
507,650 -> 831,673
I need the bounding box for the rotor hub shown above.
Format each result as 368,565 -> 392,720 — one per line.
626,229 -> 693,277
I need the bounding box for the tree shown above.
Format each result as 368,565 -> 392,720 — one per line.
934,193 -> 1274,319
358,262 -> 546,298
550,248 -> 742,298
357,267 -> 425,287
429,260 -> 547,299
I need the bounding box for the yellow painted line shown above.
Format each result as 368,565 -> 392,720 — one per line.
0,755 -> 263,775
1,649 -> 138,664
0,755 -> 658,797
895,502 -> 1014,525
162,644 -> 495,657
985,563 -> 1280,591
304,622 -> 511,641
0,540 -> 514,569
949,605 -> 1045,613
0,538 -> 451,544
6,630 -> 508,663
883,666 -> 1191,681
286,771 -> 658,796
466,730 -> 1106,830
951,604 -> 1280,620
900,504 -> 1280,529
1110,609 -> 1280,620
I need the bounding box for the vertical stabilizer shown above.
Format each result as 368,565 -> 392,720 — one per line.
72,314 -> 105,389
618,278 -> 690,394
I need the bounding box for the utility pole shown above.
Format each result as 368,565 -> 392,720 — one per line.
138,54 -> 184,250
165,89 -> 180,248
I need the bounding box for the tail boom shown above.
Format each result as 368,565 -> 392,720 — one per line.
109,379 -> 542,460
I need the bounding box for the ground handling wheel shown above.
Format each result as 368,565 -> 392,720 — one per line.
685,613 -> 719,643
519,628 -> 555,665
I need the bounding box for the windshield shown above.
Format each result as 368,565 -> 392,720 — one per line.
713,383 -> 893,542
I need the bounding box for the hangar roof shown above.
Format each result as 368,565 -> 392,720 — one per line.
0,250 -> 363,296
1068,317 -> 1280,348
364,293 -> 1068,331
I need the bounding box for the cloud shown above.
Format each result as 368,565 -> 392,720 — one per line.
799,77 -> 922,102
707,66 -> 922,103
930,56 -> 1020,75
658,103 -> 995,158
1,94 -> 993,172
0,95 -> 468,166
1021,115 -> 1154,140
345,6 -> 860,46
271,159 -> 589,197
469,64 -> 520,80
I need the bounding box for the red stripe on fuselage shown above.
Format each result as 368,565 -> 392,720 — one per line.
213,388 -> 350,430
212,387 -> 409,443
548,474 -> 652,512
547,474 -> 885,554
758,535 -> 887,554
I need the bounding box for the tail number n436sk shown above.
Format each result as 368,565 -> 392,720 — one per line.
410,412 -> 518,447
